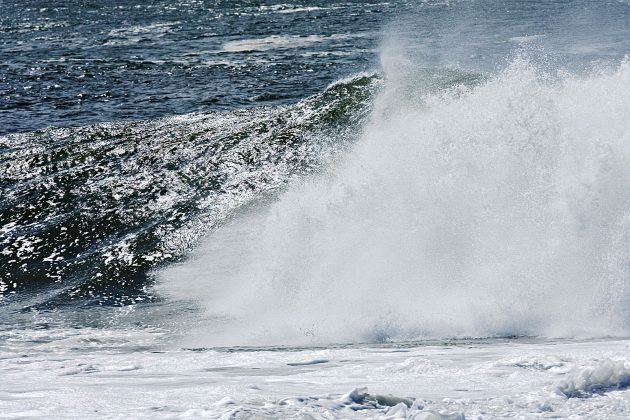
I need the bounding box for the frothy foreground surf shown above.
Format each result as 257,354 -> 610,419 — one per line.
159,56 -> 630,346
2,333 -> 630,418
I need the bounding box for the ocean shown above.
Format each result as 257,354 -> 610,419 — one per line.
2,0 -> 630,418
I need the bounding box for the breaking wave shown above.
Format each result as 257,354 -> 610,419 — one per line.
159,55 -> 630,346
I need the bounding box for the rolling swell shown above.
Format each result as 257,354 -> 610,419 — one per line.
0,74 -> 380,310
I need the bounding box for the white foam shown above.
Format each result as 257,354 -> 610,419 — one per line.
556,359 -> 630,397
159,55 -> 630,347
2,334 -> 630,418
258,4 -> 331,14
105,22 -> 178,46
222,34 -> 364,52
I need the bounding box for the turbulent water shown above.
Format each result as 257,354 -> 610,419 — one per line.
160,57 -> 630,346
3,0 -> 630,418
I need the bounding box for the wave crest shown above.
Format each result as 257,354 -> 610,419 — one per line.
159,57 -> 630,346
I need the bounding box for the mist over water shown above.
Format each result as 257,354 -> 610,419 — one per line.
159,51 -> 630,346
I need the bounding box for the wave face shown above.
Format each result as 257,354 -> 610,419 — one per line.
159,56 -> 630,346
0,75 -> 379,312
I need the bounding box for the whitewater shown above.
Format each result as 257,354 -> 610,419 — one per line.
4,1 -> 630,418
160,56 -> 630,347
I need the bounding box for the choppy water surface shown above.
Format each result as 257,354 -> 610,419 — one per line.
1,0 -> 396,135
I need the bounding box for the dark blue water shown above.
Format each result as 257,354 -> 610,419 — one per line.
0,0 -> 401,135
1,0 -> 630,316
